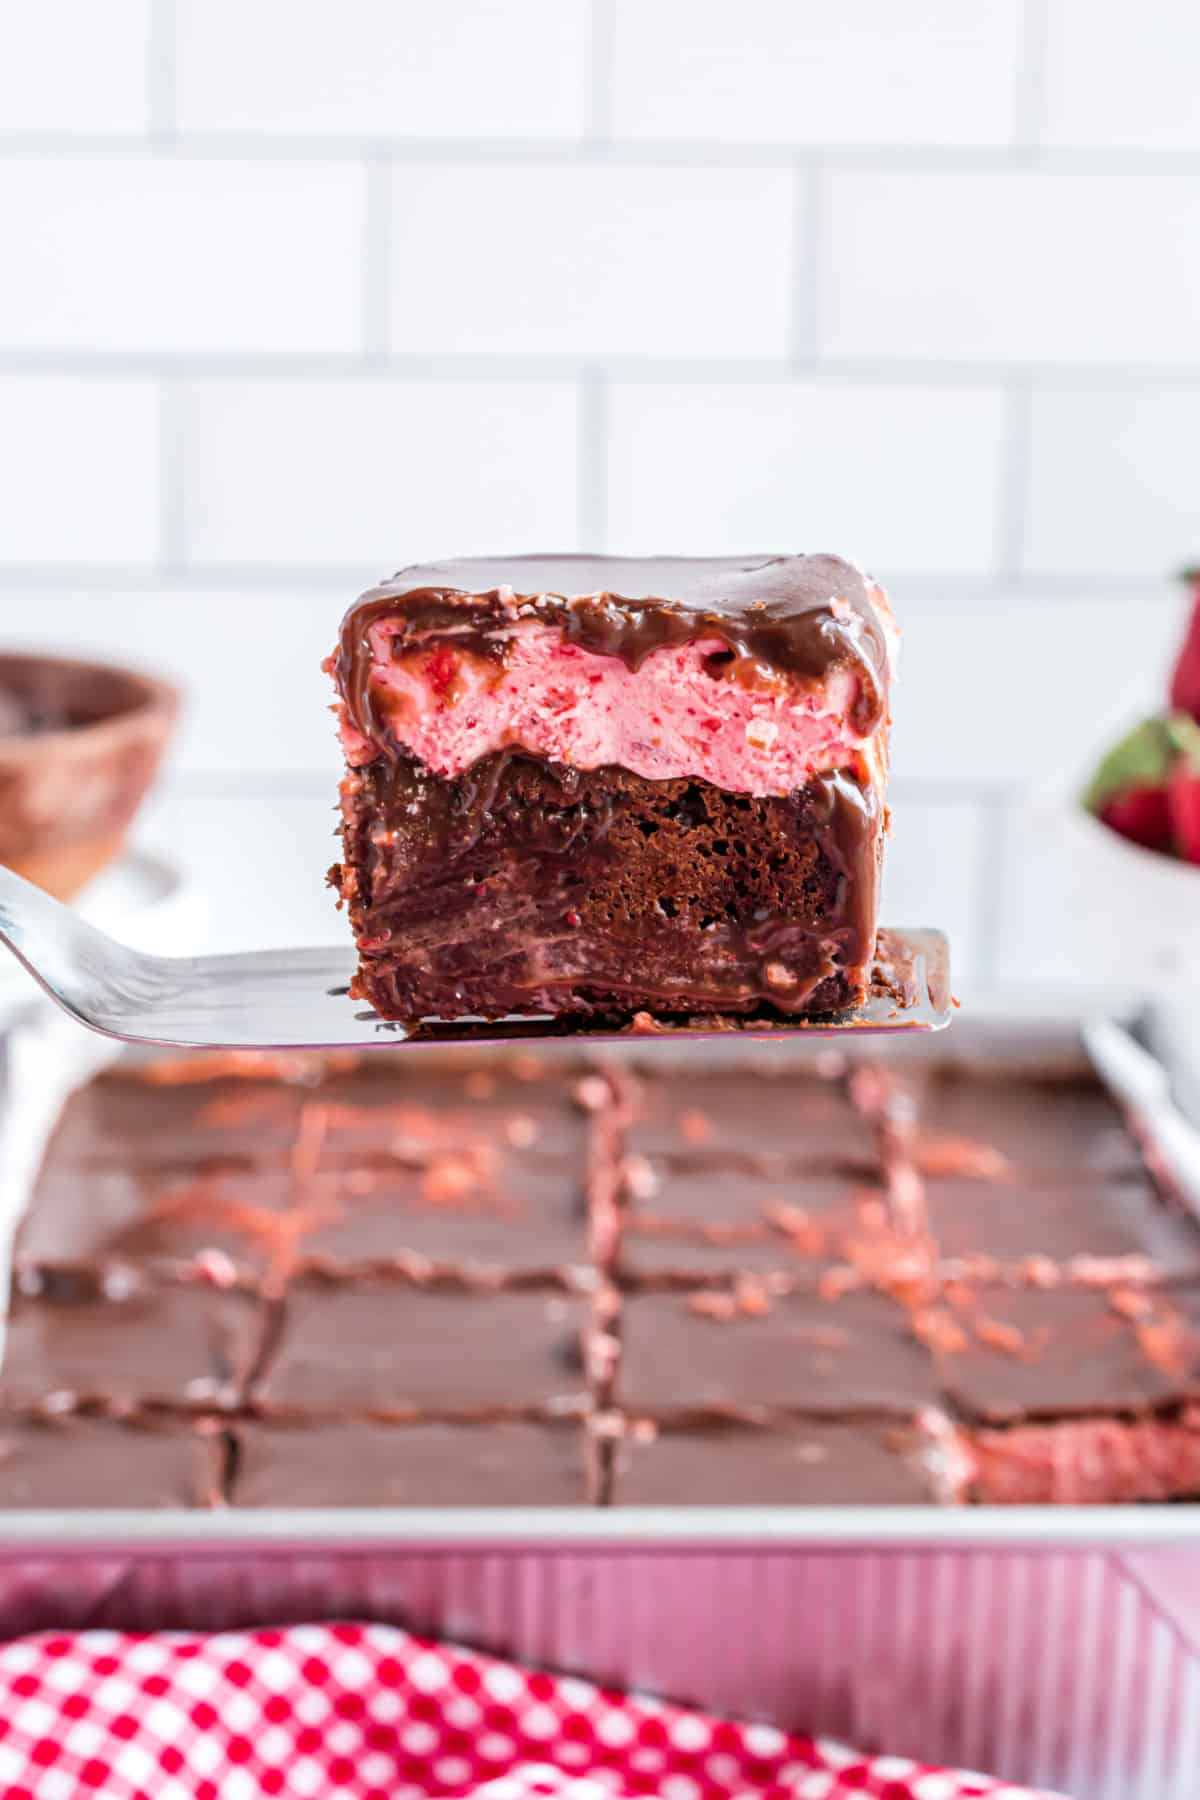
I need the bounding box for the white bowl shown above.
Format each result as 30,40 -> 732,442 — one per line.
1063,799 -> 1200,973
1021,706 -> 1200,1005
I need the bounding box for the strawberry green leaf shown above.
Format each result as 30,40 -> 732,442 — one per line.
1166,711 -> 1200,770
1082,716 -> 1176,814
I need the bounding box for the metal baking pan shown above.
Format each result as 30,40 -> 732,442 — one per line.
0,1537 -> 1186,1800
0,998 -> 1197,1550
1,1002 -> 1198,1800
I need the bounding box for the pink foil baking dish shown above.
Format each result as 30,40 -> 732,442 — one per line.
1,1010 -> 1199,1797
0,1537 -> 1190,1798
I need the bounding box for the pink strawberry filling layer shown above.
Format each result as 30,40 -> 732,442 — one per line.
339,622 -> 886,798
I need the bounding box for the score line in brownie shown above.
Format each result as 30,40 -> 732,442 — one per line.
327,554 -> 897,1028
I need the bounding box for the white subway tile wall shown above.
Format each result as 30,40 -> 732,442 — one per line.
387,163 -> 800,358
0,377 -> 161,566
603,381 -> 1008,572
1041,0 -> 1200,150
174,0 -> 591,140
821,170 -> 1200,367
0,158 -> 367,355
178,378 -> 583,568
0,0 -> 150,134
1024,387 -> 1200,578
0,0 -> 1195,992
607,0 -> 1026,148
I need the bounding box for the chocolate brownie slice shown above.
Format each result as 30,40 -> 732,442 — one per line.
328,554 -> 894,1024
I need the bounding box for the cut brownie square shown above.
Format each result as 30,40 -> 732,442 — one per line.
230,1417 -> 598,1506
310,1054 -> 591,1166
915,1072 -> 1146,1183
16,1159 -> 278,1273
328,554 -> 894,1023
0,1413 -> 225,1508
16,1071 -> 298,1274
253,1281 -> 593,1417
931,1282 -> 1200,1423
17,1049 -> 600,1286
610,1418 -> 938,1505
18,1059 -> 341,1279
293,1157 -> 587,1278
925,1173 -> 1200,1277
619,1168 -> 878,1283
0,1266 -> 267,1412
62,1061 -> 309,1174
98,1050 -> 589,1169
623,1063 -> 869,1171
618,1288 -> 941,1419
615,1058 -> 917,1281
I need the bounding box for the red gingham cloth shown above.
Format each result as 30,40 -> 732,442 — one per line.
0,1622 -> 1063,1800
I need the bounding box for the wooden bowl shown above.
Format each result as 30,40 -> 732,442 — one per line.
0,653 -> 179,900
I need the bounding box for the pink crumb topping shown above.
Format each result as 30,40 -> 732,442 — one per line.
338,621 -> 887,799
967,1412 -> 1200,1503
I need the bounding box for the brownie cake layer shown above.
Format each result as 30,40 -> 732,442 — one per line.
337,751 -> 880,1020
4,1046 -> 1200,1507
328,554 -> 894,1023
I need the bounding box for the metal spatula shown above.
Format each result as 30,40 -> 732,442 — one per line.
0,864 -> 951,1049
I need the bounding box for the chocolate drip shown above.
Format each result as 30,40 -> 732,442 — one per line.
336,553 -> 890,747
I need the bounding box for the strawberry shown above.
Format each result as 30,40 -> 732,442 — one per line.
1100,785 -> 1174,852
1083,717 -> 1175,852
1168,713 -> 1200,863
423,645 -> 461,706
1169,568 -> 1200,724
1169,763 -> 1200,863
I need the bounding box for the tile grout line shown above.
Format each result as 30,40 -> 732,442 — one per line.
792,162 -> 821,365
7,133 -> 1200,173
578,366 -> 608,550
147,0 -> 177,145
584,0 -> 615,143
9,352 -> 1200,387
969,789 -> 1013,992
1015,0 -> 1051,154
362,154 -> 392,362
997,378 -> 1032,581
157,376 -> 187,572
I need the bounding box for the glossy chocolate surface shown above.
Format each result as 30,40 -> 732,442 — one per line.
253,1283 -> 591,1416
336,553 -> 890,744
618,1288 -> 944,1417
0,1265 -> 262,1412
611,1419 -> 935,1505
0,1414 -> 223,1509
231,1418 -> 595,1506
4,1048 -> 1200,1504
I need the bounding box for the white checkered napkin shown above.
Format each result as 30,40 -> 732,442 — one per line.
0,1622 -> 1064,1799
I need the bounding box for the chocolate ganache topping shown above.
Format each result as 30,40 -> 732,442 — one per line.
336,553 -> 891,750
